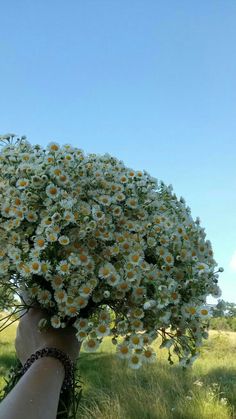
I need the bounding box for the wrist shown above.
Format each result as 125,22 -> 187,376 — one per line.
20,347 -> 74,392
33,356 -> 65,380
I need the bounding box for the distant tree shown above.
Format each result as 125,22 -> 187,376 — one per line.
224,301 -> 236,317
212,299 -> 236,318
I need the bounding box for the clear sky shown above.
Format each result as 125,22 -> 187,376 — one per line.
1,1 -> 236,302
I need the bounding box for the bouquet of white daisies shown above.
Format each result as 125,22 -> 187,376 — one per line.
0,134 -> 222,372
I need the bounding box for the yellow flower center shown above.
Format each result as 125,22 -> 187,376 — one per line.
88,340 -> 96,348
201,309 -> 208,315
189,307 -> 196,315
102,268 -> 110,276
69,306 -> 77,314
98,325 -> 106,333
49,187 -> 57,195
144,350 -> 152,358
54,169 -> 61,176
50,144 -> 59,151
79,254 -> 88,263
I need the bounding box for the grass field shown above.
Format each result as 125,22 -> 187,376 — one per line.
1,319 -> 236,419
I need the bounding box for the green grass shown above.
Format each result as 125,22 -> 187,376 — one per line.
1,319 -> 236,419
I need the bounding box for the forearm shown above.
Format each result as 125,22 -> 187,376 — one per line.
0,357 -> 65,419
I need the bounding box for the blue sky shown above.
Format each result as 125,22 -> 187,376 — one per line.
1,1 -> 236,302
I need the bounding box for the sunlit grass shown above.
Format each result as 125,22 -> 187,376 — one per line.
0,317 -> 236,418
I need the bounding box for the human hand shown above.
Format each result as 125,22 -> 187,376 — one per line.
15,308 -> 81,365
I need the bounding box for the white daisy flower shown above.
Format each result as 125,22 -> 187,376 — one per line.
79,284 -> 93,298
196,262 -> 210,274
34,236 -> 47,250
127,169 -> 136,178
54,289 -> 67,303
64,153 -> 74,162
63,211 -> 75,223
47,142 -> 60,152
65,305 -> 79,317
198,306 -> 211,319
51,166 -> 62,177
92,207 -> 105,221
28,284 -> 41,298
76,330 -> 88,341
8,248 -> 22,263
17,262 -> 31,276
183,305 -> 197,317
30,260 -> 41,274
74,296 -> 89,309
142,334 -> 154,346
112,206 -> 123,217
117,343 -> 131,359
98,262 -> 115,279
98,195 -> 112,206
119,175 -> 128,184
99,310 -> 110,322
46,230 -> 58,242
128,252 -> 144,265
129,334 -> 143,349
129,308 -> 145,319
126,197 -> 138,209
128,354 -> 142,369
38,289 -> 52,305
163,253 -> 174,266
74,318 -> 89,330
114,192 -> 126,202
132,286 -> 145,299
46,184 -> 60,199
16,178 -> 29,189
25,211 -> 38,223
1,204 -> 12,218
83,338 -> 100,352
41,261 -> 51,276
41,217 -> 53,228
130,319 -> 143,331
30,249 -> 41,259
50,275 -> 64,290
107,272 -> 120,287
96,324 -> 110,337
56,260 -> 70,275
142,347 -> 156,363
50,315 -> 61,328
77,253 -> 90,266
118,281 -> 130,293
58,235 -> 70,246
68,254 -> 80,266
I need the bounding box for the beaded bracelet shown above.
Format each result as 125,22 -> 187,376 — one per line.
20,347 -> 74,392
